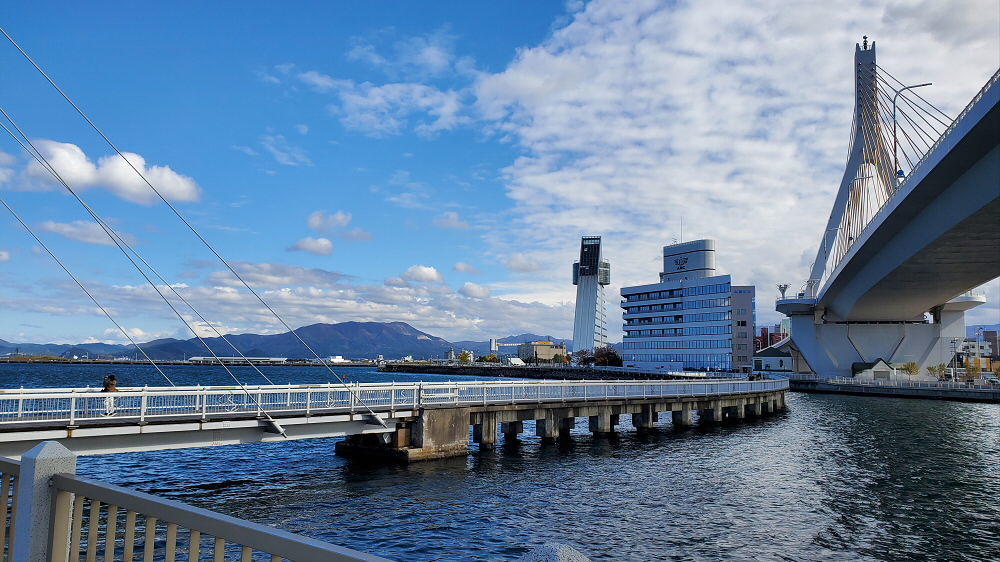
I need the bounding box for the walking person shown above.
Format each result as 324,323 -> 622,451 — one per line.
102,374 -> 119,415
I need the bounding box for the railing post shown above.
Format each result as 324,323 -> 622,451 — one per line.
201,387 -> 208,420
13,441 -> 77,562
140,391 -> 148,424
68,392 -> 76,426
306,388 -> 312,416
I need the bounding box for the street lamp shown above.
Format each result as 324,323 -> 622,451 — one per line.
892,82 -> 932,181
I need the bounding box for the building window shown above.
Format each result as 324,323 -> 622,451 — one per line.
735,320 -> 747,327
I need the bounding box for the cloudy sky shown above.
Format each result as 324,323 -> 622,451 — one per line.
0,0 -> 997,345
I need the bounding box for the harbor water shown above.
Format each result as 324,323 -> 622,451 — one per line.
1,363 -> 998,560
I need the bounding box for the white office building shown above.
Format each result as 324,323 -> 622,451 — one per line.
621,239 -> 753,372
572,236 -> 611,353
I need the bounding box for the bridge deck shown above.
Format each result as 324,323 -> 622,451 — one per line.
0,379 -> 788,457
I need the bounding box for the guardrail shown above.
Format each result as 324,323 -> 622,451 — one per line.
8,441 -> 384,562
822,377 -> 998,390
0,379 -> 788,426
49,472 -> 383,562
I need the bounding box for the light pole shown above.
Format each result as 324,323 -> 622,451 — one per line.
892,82 -> 932,180
950,337 -> 960,381
976,327 -> 984,376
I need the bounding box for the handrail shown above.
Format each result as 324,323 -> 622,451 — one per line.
51,473 -> 386,561
0,379 -> 788,427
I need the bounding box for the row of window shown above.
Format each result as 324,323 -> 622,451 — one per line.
623,282 -> 731,302
623,339 -> 732,350
624,325 -> 732,337
624,311 -> 731,326
623,297 -> 730,315
623,354 -> 732,370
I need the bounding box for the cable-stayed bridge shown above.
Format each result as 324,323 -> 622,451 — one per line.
777,39 -> 1000,378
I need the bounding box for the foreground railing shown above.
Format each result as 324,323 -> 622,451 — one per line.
0,457 -> 17,561
12,442 -> 384,562
0,380 -> 789,426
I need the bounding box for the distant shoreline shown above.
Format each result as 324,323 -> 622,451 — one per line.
0,358 -> 375,367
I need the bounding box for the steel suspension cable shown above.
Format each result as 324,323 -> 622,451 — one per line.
875,64 -> 953,124
0,196 -> 175,386
0,26 -> 385,426
0,109 -> 289,434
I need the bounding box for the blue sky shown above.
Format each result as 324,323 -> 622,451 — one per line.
0,0 -> 998,345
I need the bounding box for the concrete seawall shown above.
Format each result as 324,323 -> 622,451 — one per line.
377,363 -> 713,381
790,379 -> 1000,402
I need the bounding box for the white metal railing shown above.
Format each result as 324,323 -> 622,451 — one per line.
823,377 -> 999,390
0,379 -> 789,426
49,472 -> 383,561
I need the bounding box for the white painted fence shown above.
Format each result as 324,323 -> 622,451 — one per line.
0,379 -> 789,426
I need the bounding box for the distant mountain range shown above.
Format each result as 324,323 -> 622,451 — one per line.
0,322 -> 575,361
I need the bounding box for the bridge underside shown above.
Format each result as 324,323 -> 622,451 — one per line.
0,411 -> 403,459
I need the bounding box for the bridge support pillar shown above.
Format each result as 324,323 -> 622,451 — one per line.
559,417 -> 575,439
672,406 -> 693,427
501,421 -> 523,442
536,413 -> 562,443
705,402 -> 723,423
473,413 -> 498,450
633,406 -> 658,430
735,400 -> 746,420
589,409 -> 615,437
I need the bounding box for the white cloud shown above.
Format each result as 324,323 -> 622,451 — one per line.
0,250 -> 9,262
333,81 -> 467,137
260,134 -> 312,166
459,282 -> 491,299
295,124 -> 310,135
23,141 -> 200,204
307,210 -> 352,231
288,237 -> 333,255
503,253 -> 542,273
433,211 -> 469,229
339,227 -> 373,241
39,220 -> 134,246
231,145 -> 258,156
384,276 -> 410,288
0,151 -> 15,165
206,262 -> 347,288
401,265 -> 443,283
453,261 -> 480,274
298,70 -> 348,92
346,29 -> 469,80
472,0 -> 1000,332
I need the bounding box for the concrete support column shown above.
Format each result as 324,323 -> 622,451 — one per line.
672,406 -> 693,427
589,408 -> 615,437
501,421 -> 523,442
633,405 -> 658,430
13,441 -> 77,562
536,413 -> 561,443
559,417 -> 575,439
778,392 -> 787,410
735,400 -> 746,420
473,413 -> 498,450
747,400 -> 760,417
707,401 -> 723,423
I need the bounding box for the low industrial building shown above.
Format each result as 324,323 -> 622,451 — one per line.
517,341 -> 568,363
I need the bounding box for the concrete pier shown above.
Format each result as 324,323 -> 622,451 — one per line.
672,407 -> 694,427
330,381 -> 788,463
501,421 -> 523,442
632,405 -> 658,430
589,409 -> 616,437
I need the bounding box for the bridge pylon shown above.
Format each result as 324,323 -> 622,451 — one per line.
775,39 -> 1000,380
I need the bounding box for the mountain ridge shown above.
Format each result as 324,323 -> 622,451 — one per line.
0,322 -> 574,360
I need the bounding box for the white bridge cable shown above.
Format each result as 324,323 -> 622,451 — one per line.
0,110 -> 291,435
0,26 -> 388,428
0,196 -> 176,387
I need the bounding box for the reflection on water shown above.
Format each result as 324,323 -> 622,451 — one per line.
1,364 -> 998,560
